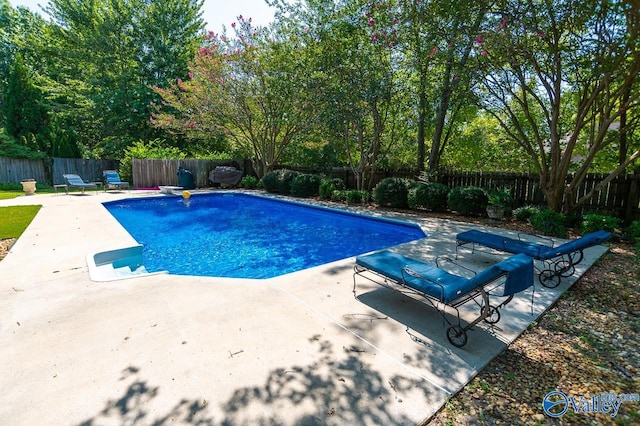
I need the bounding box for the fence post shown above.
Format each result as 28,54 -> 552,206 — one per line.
624,172 -> 640,225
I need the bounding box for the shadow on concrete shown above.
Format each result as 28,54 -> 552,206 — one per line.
350,286 -> 511,395
354,284 -> 506,337
220,335 -> 421,425
76,335 -> 430,425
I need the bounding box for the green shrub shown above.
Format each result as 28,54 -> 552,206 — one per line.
529,210 -> 567,237
261,169 -> 300,194
564,213 -> 583,229
485,186 -> 512,208
120,139 -> 186,183
513,205 -> 541,221
447,186 -> 488,215
0,183 -> 22,191
346,190 -> 370,204
408,183 -> 449,211
319,177 -> 345,200
580,214 -> 621,234
331,190 -> 348,203
625,220 -> 640,243
277,170 -> 300,194
290,173 -> 322,198
373,177 -> 411,208
241,175 -> 259,189
261,171 -> 279,193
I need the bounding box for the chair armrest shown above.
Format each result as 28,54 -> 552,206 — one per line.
517,232 -> 555,247
435,256 -> 477,277
401,267 -> 446,296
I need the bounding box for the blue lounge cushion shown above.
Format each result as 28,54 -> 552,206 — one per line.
63,174 -> 96,188
457,229 -> 611,261
355,251 -> 533,304
104,170 -> 128,186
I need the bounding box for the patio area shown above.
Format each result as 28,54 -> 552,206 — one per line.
0,190 -> 608,425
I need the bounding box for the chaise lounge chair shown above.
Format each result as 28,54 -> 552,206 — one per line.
62,174 -> 98,194
103,170 -> 129,191
455,229 -> 611,288
353,251 -> 534,347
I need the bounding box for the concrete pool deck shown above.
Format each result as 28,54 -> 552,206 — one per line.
0,190 -> 609,425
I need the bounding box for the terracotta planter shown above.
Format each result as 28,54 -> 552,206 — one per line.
21,179 -> 37,195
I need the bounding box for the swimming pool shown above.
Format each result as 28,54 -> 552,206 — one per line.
103,193 -> 426,279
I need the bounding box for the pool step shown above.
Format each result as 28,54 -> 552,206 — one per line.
86,244 -> 168,282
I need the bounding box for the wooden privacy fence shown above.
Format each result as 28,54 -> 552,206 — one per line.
279,165 -> 416,190
0,157 -> 119,185
132,158 -> 244,188
0,157 -> 48,183
52,158 -> 119,185
435,170 -> 640,223
2,156 -> 638,222
280,166 -> 640,223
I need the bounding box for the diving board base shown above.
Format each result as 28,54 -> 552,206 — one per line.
159,186 -> 183,194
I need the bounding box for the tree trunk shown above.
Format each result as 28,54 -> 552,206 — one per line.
539,170 -> 566,213
619,85 -> 630,166
416,76 -> 427,171
624,172 -> 639,225
427,57 -> 453,172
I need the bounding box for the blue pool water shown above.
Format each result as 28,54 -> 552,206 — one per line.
103,193 -> 426,279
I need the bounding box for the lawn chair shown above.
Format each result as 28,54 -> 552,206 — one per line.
103,170 -> 129,191
456,229 -> 611,288
353,251 -> 534,347
62,174 -> 98,194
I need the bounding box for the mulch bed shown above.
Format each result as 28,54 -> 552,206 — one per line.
419,213 -> 640,425
0,238 -> 15,259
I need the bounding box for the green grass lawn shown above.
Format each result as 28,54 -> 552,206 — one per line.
0,184 -> 56,199
0,191 -> 22,200
0,205 -> 42,238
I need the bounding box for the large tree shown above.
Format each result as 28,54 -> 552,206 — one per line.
45,0 -> 204,157
1,3 -> 50,127
270,0 -> 402,189
399,0 -> 490,171
152,17 -> 314,177
478,0 -> 640,213
4,55 -> 49,151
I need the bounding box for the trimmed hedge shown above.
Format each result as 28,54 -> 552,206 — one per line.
331,190 -> 348,203
447,186 -> 488,215
529,210 -> 567,238
241,175 -> 259,189
513,205 -> 541,221
373,177 -> 411,208
319,177 -> 345,200
580,214 -> 621,234
290,173 -> 322,198
261,169 -> 300,194
408,182 -> 449,211
625,220 -> 640,243
346,190 -> 370,204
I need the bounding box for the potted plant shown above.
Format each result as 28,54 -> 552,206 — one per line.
21,179 -> 37,195
486,186 -> 512,221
